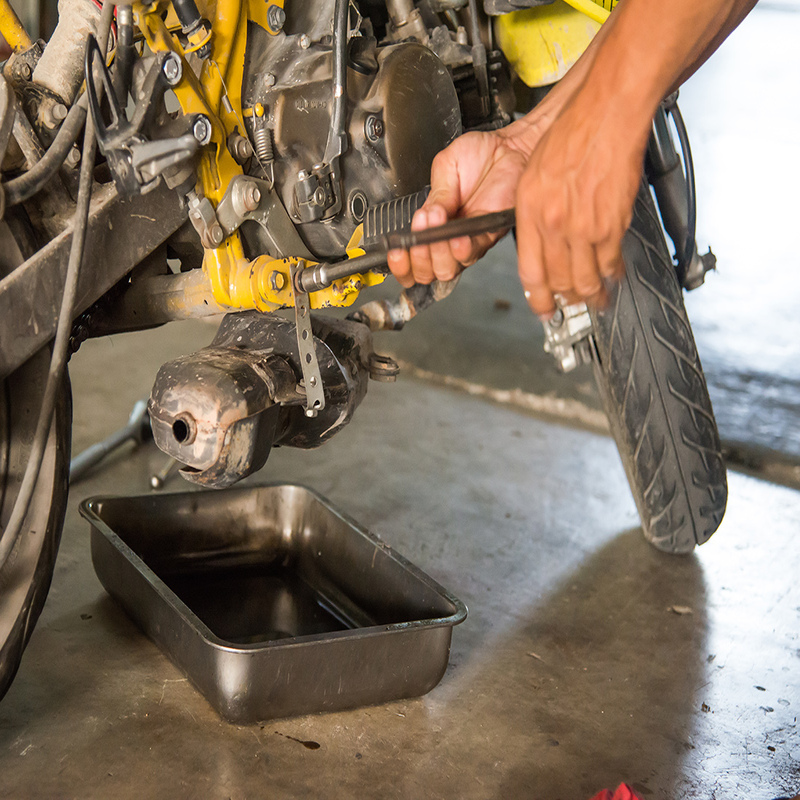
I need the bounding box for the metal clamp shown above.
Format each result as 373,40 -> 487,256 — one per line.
290,261 -> 326,417
542,297 -> 593,373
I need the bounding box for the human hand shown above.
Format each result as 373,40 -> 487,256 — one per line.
387,115 -> 545,289
513,96 -> 648,318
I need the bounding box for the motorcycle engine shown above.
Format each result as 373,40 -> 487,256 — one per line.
240,1 -> 464,259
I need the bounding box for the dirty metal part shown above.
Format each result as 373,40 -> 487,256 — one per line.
215,175 -> 313,259
80,267 -> 229,336
11,106 -> 45,167
69,400 -> 151,484
299,208 -> 515,294
349,277 -> 461,332
150,457 -> 181,490
86,44 -> 204,196
542,298 -> 594,373
291,261 -> 326,417
33,0 -> 103,104
186,189 -> 224,249
248,36 -> 461,258
385,0 -> 429,42
362,187 -> 430,250
368,353 -> 400,382
0,76 -> 17,218
0,180 -> 188,380
2,38 -> 43,86
148,313 -> 375,488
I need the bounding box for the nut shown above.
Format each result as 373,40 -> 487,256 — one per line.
192,116 -> 212,145
266,4 -> 286,33
365,115 -> 384,142
162,53 -> 182,86
269,271 -> 286,292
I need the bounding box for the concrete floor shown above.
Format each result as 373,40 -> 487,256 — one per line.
1,2 -> 800,798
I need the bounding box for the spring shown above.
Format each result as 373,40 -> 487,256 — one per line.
253,125 -> 274,165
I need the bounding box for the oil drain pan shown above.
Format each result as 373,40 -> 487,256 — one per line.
81,483 -> 466,723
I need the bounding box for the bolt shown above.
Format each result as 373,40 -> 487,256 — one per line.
193,115 -> 212,145
267,4 -> 286,32
209,223 -> 224,247
548,309 -> 565,328
304,408 -> 318,418
263,72 -> 276,87
52,103 -> 68,122
162,53 -> 182,85
242,181 -> 261,211
313,187 -> 326,206
19,63 -> 31,80
298,169 -> 310,181
456,26 -> 468,46
365,115 -> 384,142
66,146 -> 81,167
269,271 -> 286,292
299,33 -> 310,49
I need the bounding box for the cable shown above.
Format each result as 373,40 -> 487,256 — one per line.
0,0 -> 115,572
667,100 -> 697,274
1,94 -> 88,208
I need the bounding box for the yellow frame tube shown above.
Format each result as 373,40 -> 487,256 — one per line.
0,0 -> 33,52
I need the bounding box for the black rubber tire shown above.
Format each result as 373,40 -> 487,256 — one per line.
588,182 -> 727,554
0,349 -> 72,699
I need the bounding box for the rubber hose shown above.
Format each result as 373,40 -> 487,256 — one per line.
2,93 -> 89,208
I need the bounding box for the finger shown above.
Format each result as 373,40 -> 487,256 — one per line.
387,248 -> 415,289
516,221 -> 555,319
425,147 -> 466,219
407,208 -> 435,285
418,204 -> 460,282
570,239 -> 607,305
596,240 -> 626,283
451,230 -> 504,268
540,232 -> 573,296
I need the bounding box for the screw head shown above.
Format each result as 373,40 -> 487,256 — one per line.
242,182 -> 261,211
193,116 -> 212,145
365,115 -> 384,142
53,103 -> 68,122
20,63 -> 31,80
313,187 -> 326,206
66,147 -> 81,167
162,53 -> 182,85
299,34 -> 310,49
548,309 -> 565,328
263,72 -> 276,87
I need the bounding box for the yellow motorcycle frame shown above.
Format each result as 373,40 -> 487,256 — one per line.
0,0 -> 614,313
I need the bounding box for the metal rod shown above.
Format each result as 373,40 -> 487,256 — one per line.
298,208 -> 516,294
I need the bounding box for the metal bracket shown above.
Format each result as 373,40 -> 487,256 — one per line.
542,298 -> 593,373
290,261 -> 326,417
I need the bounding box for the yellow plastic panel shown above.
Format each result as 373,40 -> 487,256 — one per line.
495,1 -> 601,88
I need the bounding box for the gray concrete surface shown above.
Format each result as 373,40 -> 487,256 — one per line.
0,320 -> 797,799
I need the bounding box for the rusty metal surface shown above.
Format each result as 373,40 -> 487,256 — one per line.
0,181 -> 187,379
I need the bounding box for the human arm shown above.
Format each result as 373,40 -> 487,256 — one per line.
388,0 -> 758,317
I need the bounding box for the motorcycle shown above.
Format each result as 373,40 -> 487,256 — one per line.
0,0 -> 726,699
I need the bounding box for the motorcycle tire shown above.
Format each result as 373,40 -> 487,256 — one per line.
588,182 -> 727,554
0,348 -> 72,699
